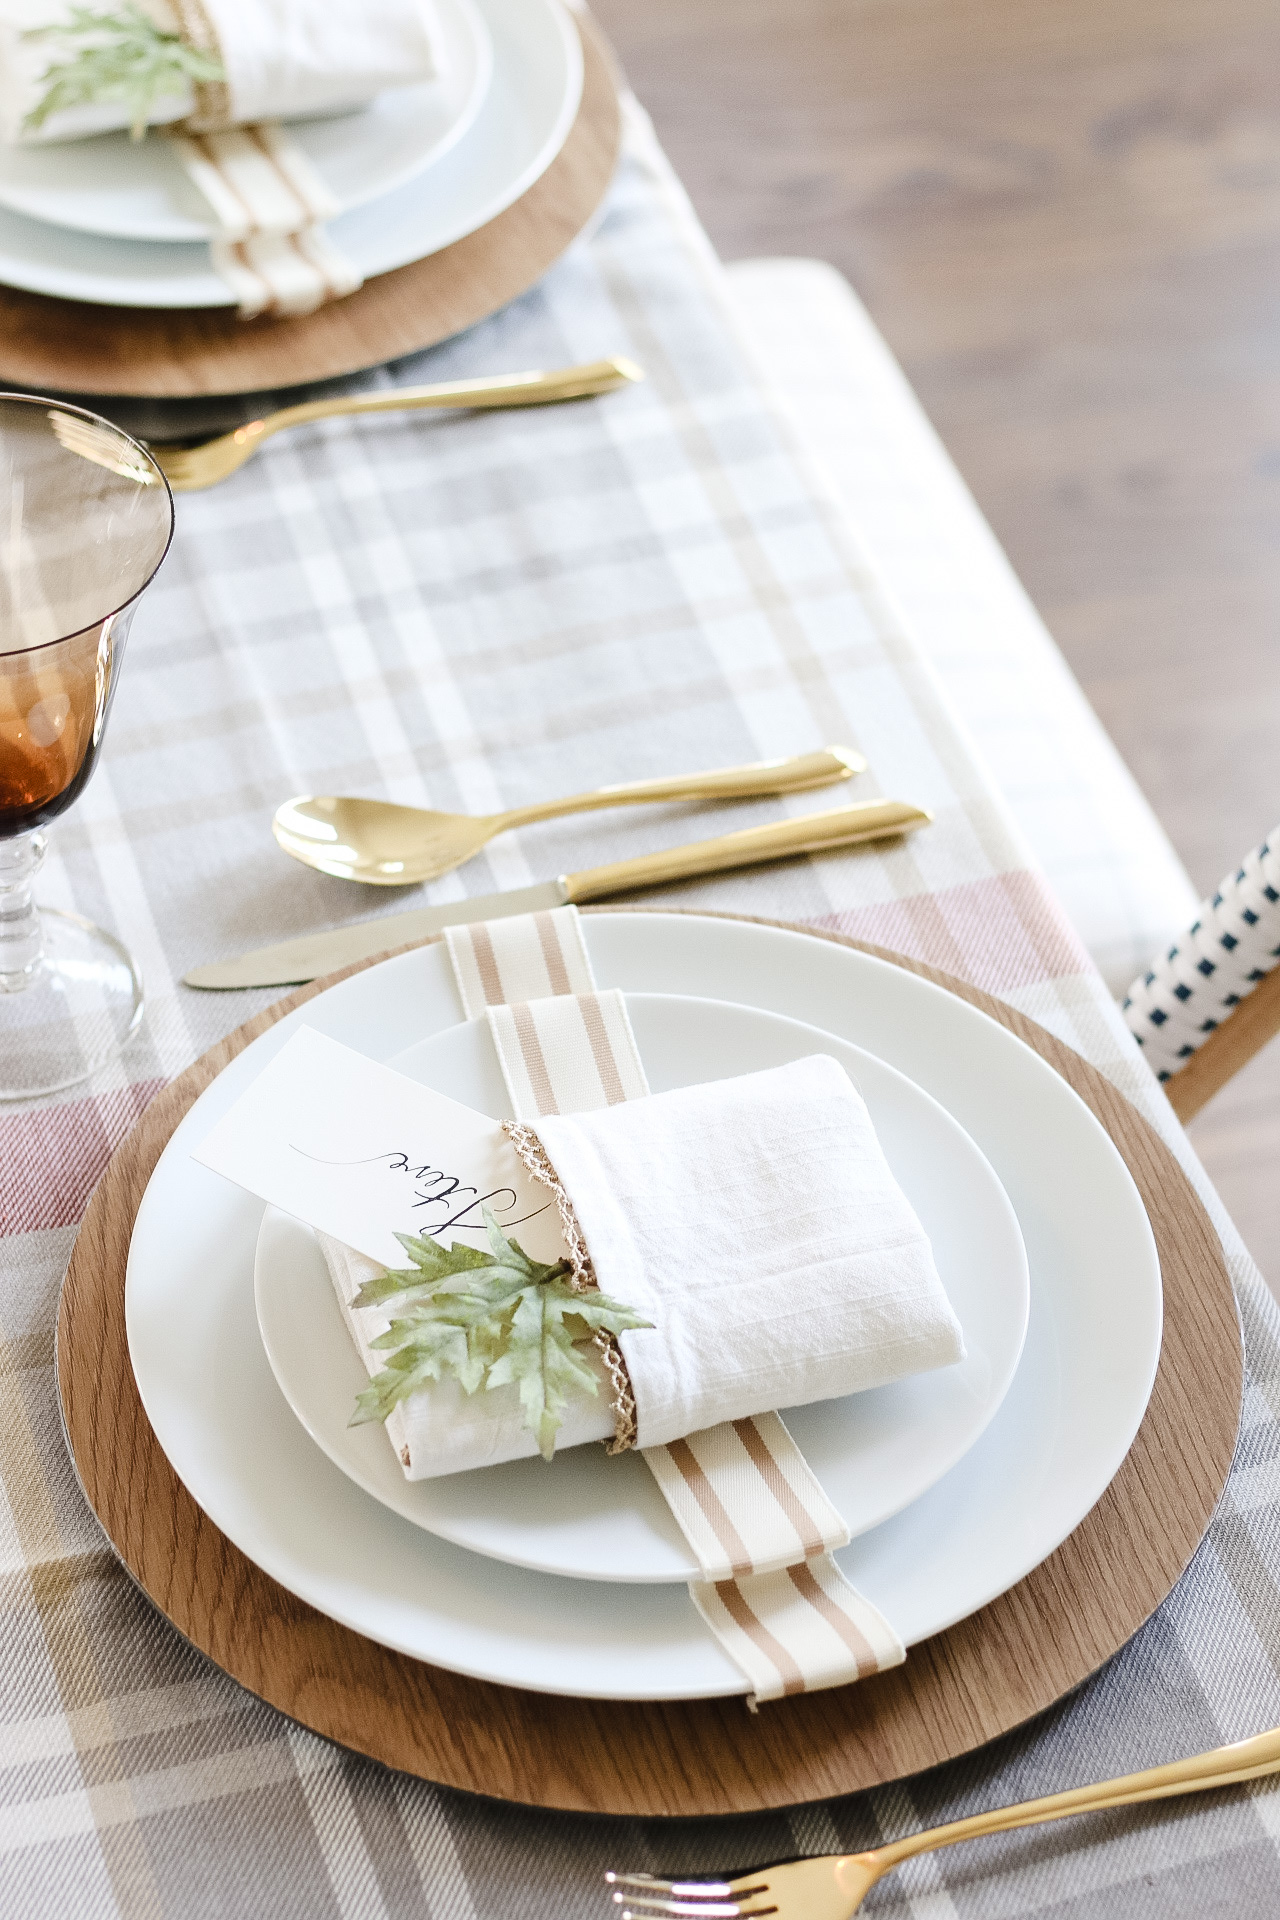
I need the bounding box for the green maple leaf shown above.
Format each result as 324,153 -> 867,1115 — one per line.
349,1210 -> 651,1460
23,4 -> 226,141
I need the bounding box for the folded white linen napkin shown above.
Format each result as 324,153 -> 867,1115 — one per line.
319,1052 -> 964,1480
538,1052 -> 965,1450
0,0 -> 444,145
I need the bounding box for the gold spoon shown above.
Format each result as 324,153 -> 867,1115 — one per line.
273,746 -> 867,886
145,357 -> 643,491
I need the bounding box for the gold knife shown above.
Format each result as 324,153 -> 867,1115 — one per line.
184,799 -> 930,990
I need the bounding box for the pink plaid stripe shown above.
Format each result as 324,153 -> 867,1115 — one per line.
0,1080 -> 164,1237
811,870 -> 1091,999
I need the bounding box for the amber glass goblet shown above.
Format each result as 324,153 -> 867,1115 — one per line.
1,395 -> 173,1100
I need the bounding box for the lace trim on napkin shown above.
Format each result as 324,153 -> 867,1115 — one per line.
501,1121 -> 638,1454
171,0 -> 233,128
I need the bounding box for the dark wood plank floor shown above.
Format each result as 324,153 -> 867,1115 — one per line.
594,0 -> 1280,1290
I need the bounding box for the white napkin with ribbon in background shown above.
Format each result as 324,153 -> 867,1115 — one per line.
0,0 -> 444,144
320,1052 -> 965,1481
0,0 -> 447,312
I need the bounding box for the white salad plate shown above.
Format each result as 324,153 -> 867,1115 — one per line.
0,0 -> 582,306
0,0 -> 492,243
124,912 -> 1163,1700
253,992 -> 1031,1585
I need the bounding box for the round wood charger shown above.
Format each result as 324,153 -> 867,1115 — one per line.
0,18 -> 620,398
57,916 -> 1243,1817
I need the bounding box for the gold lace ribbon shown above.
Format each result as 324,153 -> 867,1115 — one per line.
169,0 -> 232,129
501,1121 -> 638,1453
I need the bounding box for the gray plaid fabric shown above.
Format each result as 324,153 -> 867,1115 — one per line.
3,101 -> 1279,1917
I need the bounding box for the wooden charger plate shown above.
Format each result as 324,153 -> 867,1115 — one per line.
0,17 -> 620,398
57,917 -> 1243,1817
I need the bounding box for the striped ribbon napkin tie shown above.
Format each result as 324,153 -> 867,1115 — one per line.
443,905 -> 906,1705
167,123 -> 363,318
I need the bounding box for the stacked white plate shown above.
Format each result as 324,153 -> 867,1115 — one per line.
124,912 -> 1164,1702
0,0 -> 583,307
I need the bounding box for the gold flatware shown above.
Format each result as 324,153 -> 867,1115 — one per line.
607,1724 -> 1280,1920
184,796 -> 929,988
273,746 -> 868,887
146,357 -> 644,491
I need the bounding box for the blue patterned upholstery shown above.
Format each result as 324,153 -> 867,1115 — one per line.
1122,833 -> 1280,1078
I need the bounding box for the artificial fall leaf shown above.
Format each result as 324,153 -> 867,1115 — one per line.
349,1209 -> 651,1459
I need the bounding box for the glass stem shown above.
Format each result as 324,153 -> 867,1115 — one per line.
0,831 -> 47,993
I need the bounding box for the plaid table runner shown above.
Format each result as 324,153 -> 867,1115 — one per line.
4,100 -> 1280,1918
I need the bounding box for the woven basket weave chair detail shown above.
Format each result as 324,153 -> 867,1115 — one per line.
1123,830 -> 1280,1082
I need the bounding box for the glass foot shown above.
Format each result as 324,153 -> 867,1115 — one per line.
0,908 -> 143,1101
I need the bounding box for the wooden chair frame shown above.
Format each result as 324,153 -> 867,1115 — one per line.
1165,964 -> 1280,1121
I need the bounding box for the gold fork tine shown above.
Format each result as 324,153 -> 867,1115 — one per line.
608,1861 -> 854,1920
606,1871 -> 778,1918
605,1876 -> 766,1897
615,1901 -> 767,1918
604,1725 -> 1280,1920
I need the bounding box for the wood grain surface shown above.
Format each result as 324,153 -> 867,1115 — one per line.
1169,966 -> 1280,1125
590,0 -> 1280,1289
55,915 -> 1244,1816
0,18 -> 620,398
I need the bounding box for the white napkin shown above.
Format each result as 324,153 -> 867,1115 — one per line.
319,1054 -> 964,1480
0,0 -> 444,145
538,1053 -> 966,1450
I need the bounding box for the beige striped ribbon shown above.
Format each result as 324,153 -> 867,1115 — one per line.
442,906 -> 906,1703
167,123 -> 363,318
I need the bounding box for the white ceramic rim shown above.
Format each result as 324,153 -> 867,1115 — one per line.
123,913 -> 1163,1699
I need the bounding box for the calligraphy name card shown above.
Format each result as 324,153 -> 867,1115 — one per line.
192,1026 -> 570,1269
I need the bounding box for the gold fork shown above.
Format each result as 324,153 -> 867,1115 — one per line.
608,1726 -> 1280,1919
144,356 -> 643,491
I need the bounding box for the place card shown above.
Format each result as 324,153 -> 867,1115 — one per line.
192,1025 -> 570,1269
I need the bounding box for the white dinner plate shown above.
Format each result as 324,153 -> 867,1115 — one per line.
124,913 -> 1163,1699
253,993 -> 1030,1584
0,0 -> 492,243
0,0 -> 582,306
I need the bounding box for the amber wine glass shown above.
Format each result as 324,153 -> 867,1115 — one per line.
1,395 -> 173,1099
